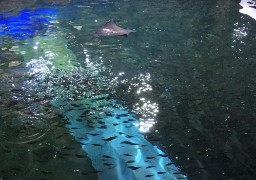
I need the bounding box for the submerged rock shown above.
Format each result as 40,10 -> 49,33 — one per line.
8,61 -> 21,67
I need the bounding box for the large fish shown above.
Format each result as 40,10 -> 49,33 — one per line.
93,20 -> 136,37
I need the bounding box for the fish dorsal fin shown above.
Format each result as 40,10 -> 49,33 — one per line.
103,20 -> 118,29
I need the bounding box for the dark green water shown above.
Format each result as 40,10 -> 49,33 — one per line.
0,0 -> 256,179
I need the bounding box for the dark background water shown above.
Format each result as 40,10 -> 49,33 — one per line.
0,0 -> 256,179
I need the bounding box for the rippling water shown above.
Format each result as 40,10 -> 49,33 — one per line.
0,0 -> 256,179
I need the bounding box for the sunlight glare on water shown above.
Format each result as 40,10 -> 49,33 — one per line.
116,72 -> 159,133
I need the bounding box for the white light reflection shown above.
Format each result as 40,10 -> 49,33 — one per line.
128,73 -> 152,93
82,46 -> 121,90
83,48 -> 102,76
33,42 -> 39,50
232,0 -> 255,49
239,0 -> 256,20
134,98 -> 158,133
233,23 -> 248,40
128,73 -> 158,133
111,71 -> 158,133
26,57 -> 52,78
45,50 -> 57,59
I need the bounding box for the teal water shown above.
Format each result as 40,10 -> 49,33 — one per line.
0,0 -> 256,179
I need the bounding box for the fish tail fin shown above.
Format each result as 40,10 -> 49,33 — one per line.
127,29 -> 136,33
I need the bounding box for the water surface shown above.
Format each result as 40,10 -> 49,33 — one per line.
0,0 -> 256,179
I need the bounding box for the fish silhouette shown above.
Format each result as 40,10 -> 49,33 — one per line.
93,21 -> 136,37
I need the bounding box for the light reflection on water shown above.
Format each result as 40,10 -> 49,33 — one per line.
239,0 -> 256,20
26,57 -> 52,77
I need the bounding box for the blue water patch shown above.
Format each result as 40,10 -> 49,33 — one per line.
51,4 -> 63,7
51,96 -> 188,180
35,8 -> 58,15
0,8 -> 58,39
